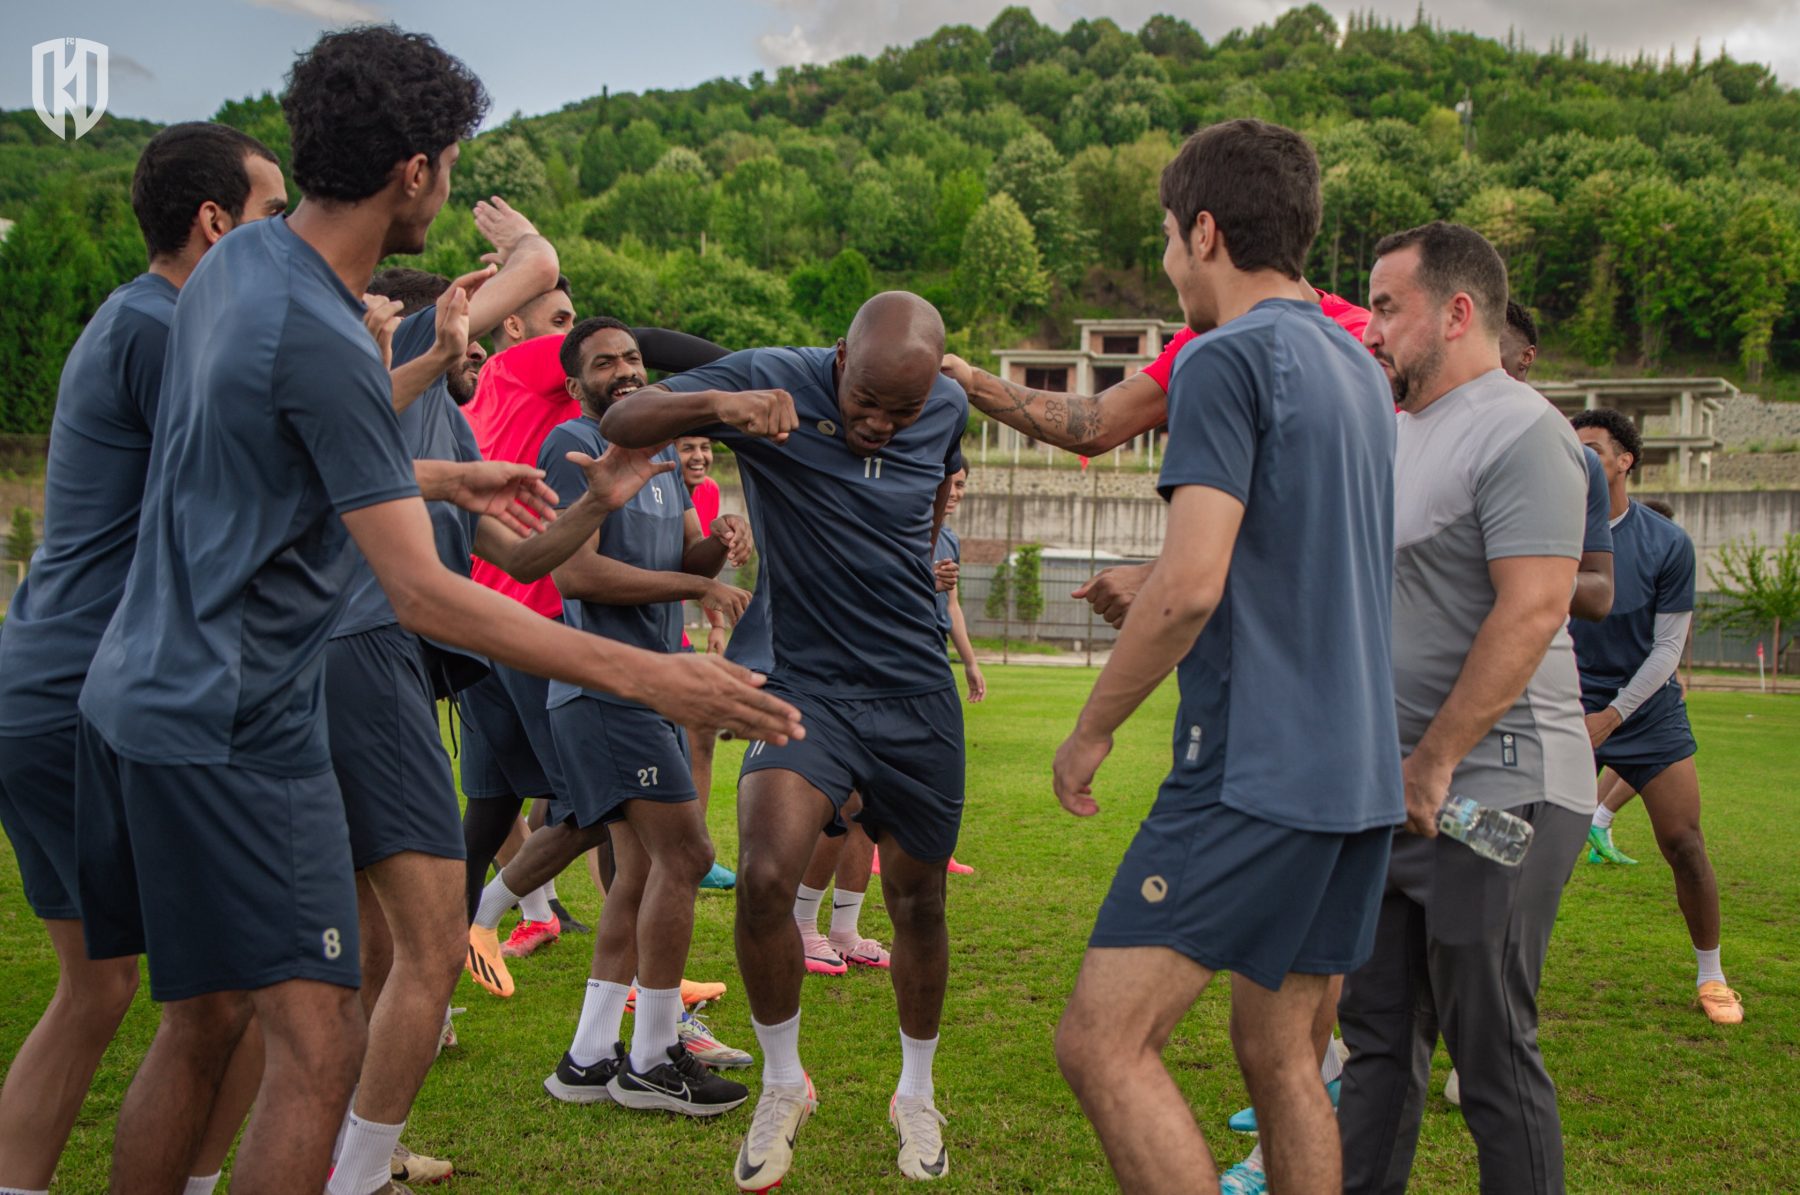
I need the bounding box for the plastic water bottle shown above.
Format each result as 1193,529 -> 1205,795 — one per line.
1437,795 -> 1533,866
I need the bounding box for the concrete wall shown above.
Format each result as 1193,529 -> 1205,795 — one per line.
951,483 -> 1797,580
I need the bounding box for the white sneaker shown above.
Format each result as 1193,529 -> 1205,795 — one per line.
889,1093 -> 949,1180
734,1075 -> 817,1192
1444,1067 -> 1461,1108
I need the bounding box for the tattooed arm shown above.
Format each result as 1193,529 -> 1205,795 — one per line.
940,355 -> 1169,456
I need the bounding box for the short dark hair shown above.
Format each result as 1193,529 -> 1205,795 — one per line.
1158,119 -> 1320,279
1642,498 -> 1676,519
1504,300 -> 1538,349
1372,221 -> 1508,335
1571,408 -> 1643,474
131,122 -> 279,258
368,267 -> 450,317
560,316 -> 636,379
282,25 -> 488,202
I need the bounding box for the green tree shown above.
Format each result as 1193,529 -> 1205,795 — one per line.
987,6 -> 1062,71
988,131 -> 1086,282
1707,533 -> 1800,689
1069,134 -> 1172,271
1455,186 -> 1557,309
844,160 -> 908,267
984,555 -> 1010,621
1569,249 -> 1625,366
617,119 -> 668,175
931,169 -> 987,266
1603,177 -> 1710,367
578,124 -> 622,196
956,194 -> 1049,320
451,136 -> 548,207
789,248 -> 875,337
715,156 -> 823,269
6,507 -> 35,570
1721,193 -> 1800,384
1013,543 -> 1045,639
1138,15 -> 1206,60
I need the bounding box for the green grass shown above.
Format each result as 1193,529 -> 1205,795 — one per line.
1,674 -> 1796,1190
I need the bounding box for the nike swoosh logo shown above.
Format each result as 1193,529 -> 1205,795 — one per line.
738,1158 -> 765,1180
924,1148 -> 946,1175
637,1075 -> 693,1100
832,900 -> 858,909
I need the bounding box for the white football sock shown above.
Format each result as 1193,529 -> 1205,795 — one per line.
474,874 -> 522,930
755,1011 -> 804,1088
629,986 -> 682,1073
1696,946 -> 1726,987
330,1085 -> 357,1162
545,878 -> 560,902
570,978 -> 631,1067
1592,805 -> 1616,830
0,1187 -> 50,1194
896,1031 -> 938,1100
793,884 -> 826,936
828,889 -> 866,943
325,1113 -> 405,1195
1320,1036 -> 1344,1085
519,884 -> 553,924
183,1174 -> 221,1194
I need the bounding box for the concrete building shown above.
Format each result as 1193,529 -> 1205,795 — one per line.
990,318 -> 1184,452
1539,377 -> 1732,484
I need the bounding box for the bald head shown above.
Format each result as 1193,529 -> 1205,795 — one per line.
834,291 -> 948,456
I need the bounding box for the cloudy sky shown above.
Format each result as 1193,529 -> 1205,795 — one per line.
8,0 -> 1795,130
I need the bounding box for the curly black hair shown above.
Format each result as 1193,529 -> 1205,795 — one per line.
1570,408 -> 1643,473
131,122 -> 278,258
282,25 -> 488,203
1504,299 -> 1538,349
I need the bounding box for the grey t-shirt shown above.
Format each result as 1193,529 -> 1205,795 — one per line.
80,217 -> 420,775
1391,369 -> 1593,815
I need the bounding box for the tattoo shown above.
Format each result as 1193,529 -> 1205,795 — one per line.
1064,397 -> 1101,443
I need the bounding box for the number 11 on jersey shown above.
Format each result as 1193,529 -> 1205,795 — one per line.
864,457 -> 883,480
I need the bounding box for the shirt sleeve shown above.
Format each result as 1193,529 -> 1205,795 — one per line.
117,308 -> 172,431
1609,611 -> 1692,721
632,327 -> 732,373
1473,411 -> 1585,561
390,307 -> 438,368
1139,327 -> 1198,393
537,426 -> 590,512
277,314 -> 420,515
1156,335 -> 1261,505
1582,448 -> 1613,555
1655,522 -> 1698,614
654,351 -> 764,446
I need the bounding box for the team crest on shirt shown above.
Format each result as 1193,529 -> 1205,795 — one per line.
1141,876 -> 1168,903
817,419 -> 837,436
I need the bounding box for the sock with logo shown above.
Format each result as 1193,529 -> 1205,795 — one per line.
792,884 -> 826,936
571,978 -> 631,1067
828,888 -> 866,944
325,1113 -> 405,1195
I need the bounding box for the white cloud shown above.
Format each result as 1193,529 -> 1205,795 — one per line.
247,0 -> 385,25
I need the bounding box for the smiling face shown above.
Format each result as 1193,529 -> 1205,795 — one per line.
675,435 -> 713,489
569,326 -> 645,416
943,467 -> 967,515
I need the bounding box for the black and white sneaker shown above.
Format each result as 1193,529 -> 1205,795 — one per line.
608,1043 -> 750,1117
544,1043 -> 624,1104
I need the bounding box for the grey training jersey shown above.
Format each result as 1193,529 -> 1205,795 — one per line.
1392,369 -> 1593,816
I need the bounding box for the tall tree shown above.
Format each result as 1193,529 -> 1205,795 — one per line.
956,193 -> 1049,320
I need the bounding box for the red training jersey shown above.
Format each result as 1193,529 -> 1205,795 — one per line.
1140,293 -> 1373,392
463,334 -> 577,617
680,476 -> 722,649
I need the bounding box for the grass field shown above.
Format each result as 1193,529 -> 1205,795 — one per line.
1,669 -> 1796,1191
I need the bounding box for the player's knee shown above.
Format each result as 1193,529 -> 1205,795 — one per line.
1660,827 -> 1709,875
1054,1005 -> 1109,1087
59,957 -> 139,1028
736,855 -> 795,918
884,881 -> 945,936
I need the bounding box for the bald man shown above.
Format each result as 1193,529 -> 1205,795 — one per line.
602,292 -> 969,1189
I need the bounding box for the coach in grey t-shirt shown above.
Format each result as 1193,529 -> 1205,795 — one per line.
1338,223 -> 1592,1195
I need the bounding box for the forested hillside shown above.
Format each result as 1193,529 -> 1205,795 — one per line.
3,4 -> 1798,435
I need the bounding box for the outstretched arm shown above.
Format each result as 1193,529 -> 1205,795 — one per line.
942,356 -> 1169,456
600,385 -> 799,451
342,496 -> 803,742
466,197 -> 561,340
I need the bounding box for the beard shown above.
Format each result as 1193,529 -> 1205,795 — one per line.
577,372 -> 647,413
447,364 -> 480,405
1381,342 -> 1444,410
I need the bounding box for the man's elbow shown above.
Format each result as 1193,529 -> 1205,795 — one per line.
1571,583 -> 1614,622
